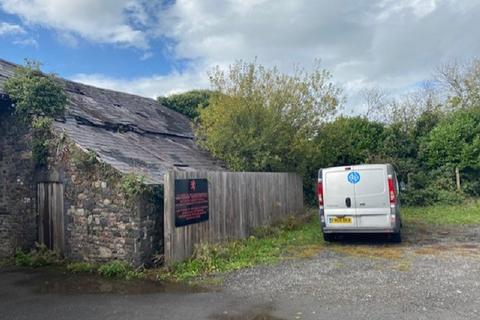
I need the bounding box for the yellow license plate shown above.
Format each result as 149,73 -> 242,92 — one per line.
330,217 -> 352,224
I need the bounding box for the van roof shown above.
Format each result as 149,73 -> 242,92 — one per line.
319,164 -> 394,176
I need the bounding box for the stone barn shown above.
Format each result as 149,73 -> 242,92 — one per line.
0,59 -> 224,265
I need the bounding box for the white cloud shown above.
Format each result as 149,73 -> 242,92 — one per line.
150,0 -> 480,111
15,0 -> 476,113
0,21 -> 38,48
13,37 -> 38,47
0,0 -> 149,48
72,64 -> 210,99
0,21 -> 25,35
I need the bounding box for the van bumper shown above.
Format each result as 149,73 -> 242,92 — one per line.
322,227 -> 398,234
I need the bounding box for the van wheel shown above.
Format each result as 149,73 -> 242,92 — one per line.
391,232 -> 402,243
323,233 -> 335,242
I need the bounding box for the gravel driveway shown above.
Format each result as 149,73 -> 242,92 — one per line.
2,224 -> 479,320
220,225 -> 480,320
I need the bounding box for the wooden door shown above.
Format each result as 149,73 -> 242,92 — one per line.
37,182 -> 65,254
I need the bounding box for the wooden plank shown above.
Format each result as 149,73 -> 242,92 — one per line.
36,182 -> 65,255
53,183 -> 65,254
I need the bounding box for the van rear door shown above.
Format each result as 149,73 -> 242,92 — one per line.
323,167 -> 357,229
353,165 -> 391,229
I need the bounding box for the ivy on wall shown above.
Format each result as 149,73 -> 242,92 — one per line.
3,60 -> 67,167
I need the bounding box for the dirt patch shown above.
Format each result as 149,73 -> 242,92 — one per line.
414,243 -> 480,257
392,259 -> 412,271
331,244 -> 405,260
286,244 -> 323,259
403,223 -> 480,245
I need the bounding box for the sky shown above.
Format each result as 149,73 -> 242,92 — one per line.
0,0 -> 479,112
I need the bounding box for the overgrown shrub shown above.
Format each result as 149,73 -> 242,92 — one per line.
3,60 -> 67,167
97,261 -> 144,279
66,262 -> 97,273
71,148 -> 98,171
120,173 -> 147,202
31,116 -> 53,167
14,243 -> 61,267
98,261 -> 131,278
3,60 -> 66,123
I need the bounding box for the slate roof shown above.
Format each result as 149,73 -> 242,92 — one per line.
0,59 -> 225,184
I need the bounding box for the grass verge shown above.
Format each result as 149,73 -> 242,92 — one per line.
403,200 -> 480,226
158,213 -> 323,281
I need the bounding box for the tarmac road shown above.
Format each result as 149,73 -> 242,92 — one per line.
1,225 -> 480,320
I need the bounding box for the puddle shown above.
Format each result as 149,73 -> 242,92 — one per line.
209,304 -> 284,320
11,268 -> 209,295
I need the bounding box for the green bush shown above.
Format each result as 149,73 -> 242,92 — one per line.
120,173 -> 147,201
97,261 -> 144,280
157,89 -> 213,119
3,60 -> 66,123
163,213 -> 323,281
98,261 -> 131,278
15,243 -> 61,267
400,189 -> 436,206
435,190 -> 465,205
66,262 -> 97,273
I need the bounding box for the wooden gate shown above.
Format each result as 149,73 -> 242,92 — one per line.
37,182 -> 65,254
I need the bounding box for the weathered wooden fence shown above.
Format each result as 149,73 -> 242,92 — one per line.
164,171 -> 303,264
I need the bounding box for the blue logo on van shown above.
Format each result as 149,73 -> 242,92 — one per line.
347,171 -> 360,184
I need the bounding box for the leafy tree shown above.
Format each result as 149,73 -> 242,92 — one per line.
3,60 -> 66,122
315,116 -> 384,168
436,59 -> 480,109
157,90 -> 212,119
421,106 -> 480,170
196,61 -> 342,203
197,61 -> 342,172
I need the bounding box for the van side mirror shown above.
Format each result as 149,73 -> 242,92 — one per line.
400,181 -> 406,191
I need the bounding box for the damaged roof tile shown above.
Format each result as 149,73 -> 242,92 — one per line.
0,59 -> 225,184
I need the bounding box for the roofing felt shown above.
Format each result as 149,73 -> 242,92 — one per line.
0,59 -> 225,184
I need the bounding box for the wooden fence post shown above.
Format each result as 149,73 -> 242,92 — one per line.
455,167 -> 461,191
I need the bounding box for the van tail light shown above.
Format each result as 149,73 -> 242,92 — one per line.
317,180 -> 324,208
388,175 -> 396,205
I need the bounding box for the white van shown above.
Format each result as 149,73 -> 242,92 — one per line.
317,164 -> 402,242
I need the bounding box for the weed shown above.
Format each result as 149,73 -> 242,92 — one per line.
163,212 -> 323,281
66,262 -> 97,273
97,261 -> 144,279
331,245 -> 404,260
394,260 -> 412,272
71,147 -> 98,171
15,243 -> 62,267
403,200 -> 480,226
31,116 -> 53,167
0,257 -> 13,268
120,173 -> 147,202
98,261 -> 131,278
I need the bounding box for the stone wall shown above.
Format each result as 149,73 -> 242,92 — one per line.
44,135 -> 164,266
0,102 -> 36,258
0,101 -> 164,265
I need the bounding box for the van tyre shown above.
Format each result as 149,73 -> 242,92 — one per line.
323,233 -> 335,242
391,232 -> 402,243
